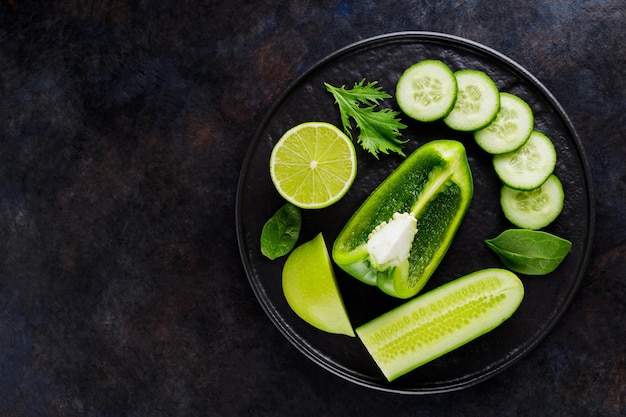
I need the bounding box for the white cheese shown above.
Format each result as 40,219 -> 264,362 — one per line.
367,212 -> 418,271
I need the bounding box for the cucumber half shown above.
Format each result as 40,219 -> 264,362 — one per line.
474,92 -> 534,154
443,69 -> 500,131
396,60 -> 458,122
356,268 -> 524,382
500,174 -> 564,230
493,130 -> 557,190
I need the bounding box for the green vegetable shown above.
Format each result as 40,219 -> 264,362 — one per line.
396,59 -> 458,122
260,203 -> 302,260
493,130 -> 557,191
500,174 -> 564,230
325,79 -> 407,158
332,140 -> 473,299
356,268 -> 524,381
474,92 -> 534,154
486,229 -> 572,275
443,69 -> 500,131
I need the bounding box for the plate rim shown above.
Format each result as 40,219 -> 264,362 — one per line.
235,31 -> 596,394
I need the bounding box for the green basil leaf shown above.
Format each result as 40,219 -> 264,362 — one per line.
260,203 -> 302,260
485,229 -> 572,275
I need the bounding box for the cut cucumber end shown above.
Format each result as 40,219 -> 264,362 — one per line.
356,268 -> 524,381
473,92 -> 534,154
396,60 -> 458,122
443,69 -> 500,131
500,174 -> 564,230
493,130 -> 557,190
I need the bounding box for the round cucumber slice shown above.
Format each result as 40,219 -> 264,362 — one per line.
396,60 -> 458,122
473,92 -> 534,154
493,130 -> 557,190
356,268 -> 524,382
500,174 -> 564,230
443,69 -> 500,131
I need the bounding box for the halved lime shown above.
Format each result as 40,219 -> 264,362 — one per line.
282,233 -> 355,336
270,122 -> 357,209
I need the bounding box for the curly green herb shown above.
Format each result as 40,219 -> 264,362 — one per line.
325,79 -> 407,158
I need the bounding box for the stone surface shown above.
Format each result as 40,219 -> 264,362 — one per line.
0,1 -> 624,416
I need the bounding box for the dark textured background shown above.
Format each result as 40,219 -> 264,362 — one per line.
0,1 -> 624,416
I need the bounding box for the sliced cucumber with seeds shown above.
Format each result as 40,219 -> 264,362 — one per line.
474,92 -> 534,154
501,174 -> 564,230
443,69 -> 500,131
396,60 -> 458,122
356,268 -> 524,382
493,130 -> 557,190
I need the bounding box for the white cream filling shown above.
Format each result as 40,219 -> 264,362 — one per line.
367,212 -> 418,271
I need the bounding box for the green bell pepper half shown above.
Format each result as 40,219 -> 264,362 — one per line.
332,140 -> 473,299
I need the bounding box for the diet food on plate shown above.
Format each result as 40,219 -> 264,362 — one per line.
259,59 -> 571,381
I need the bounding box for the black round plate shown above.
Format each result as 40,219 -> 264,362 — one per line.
235,32 -> 594,394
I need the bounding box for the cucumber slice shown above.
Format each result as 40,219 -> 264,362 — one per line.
443,69 -> 500,131
493,130 -> 557,190
396,60 -> 458,122
473,92 -> 534,154
356,268 -> 524,382
500,174 -> 564,230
